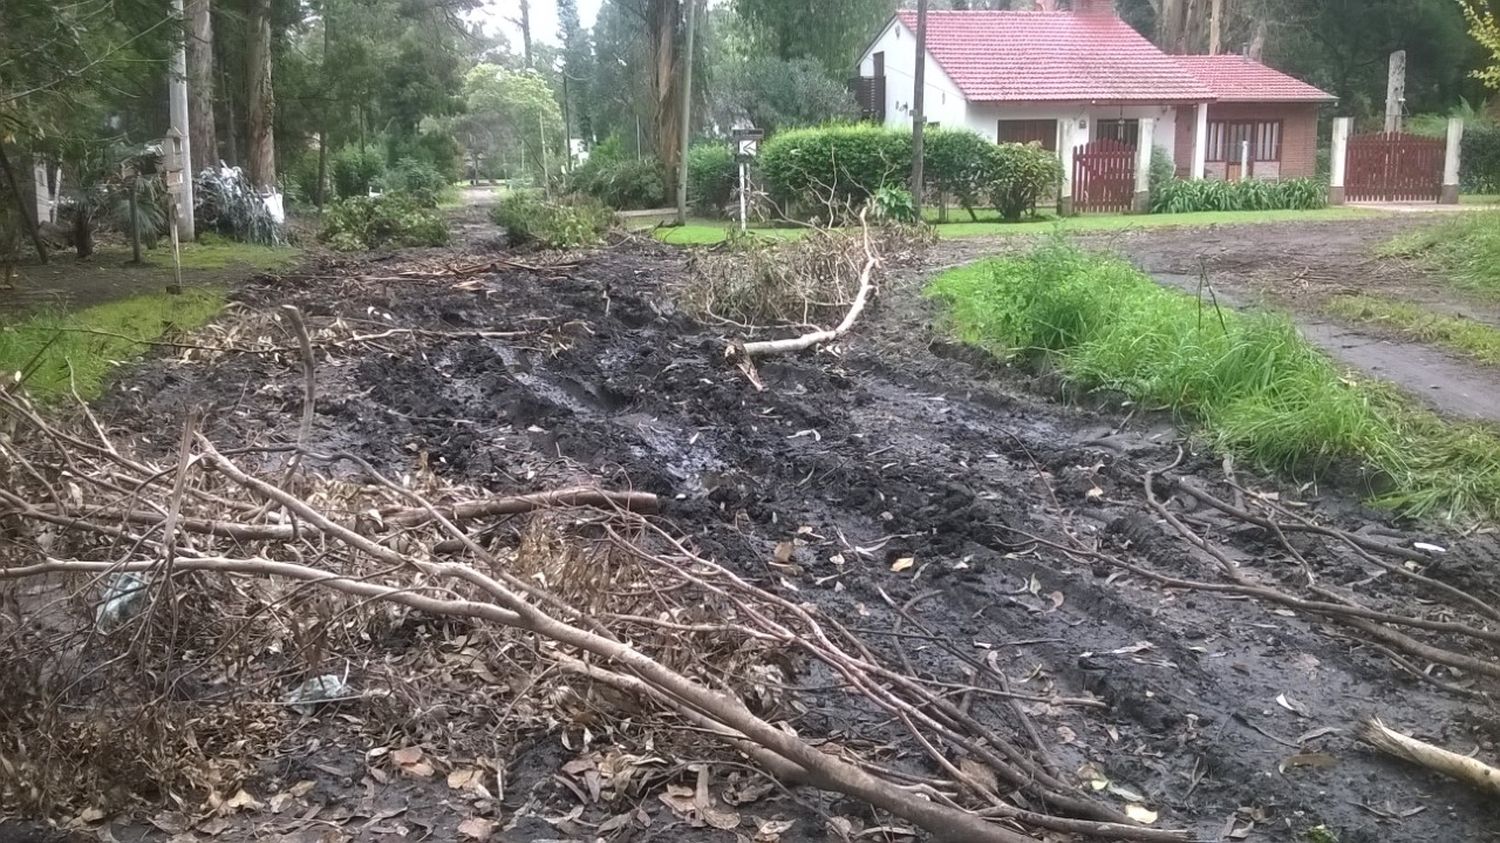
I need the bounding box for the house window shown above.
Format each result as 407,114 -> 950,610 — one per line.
1095,118 -> 1140,147
1208,120 -> 1282,162
997,119 -> 1057,151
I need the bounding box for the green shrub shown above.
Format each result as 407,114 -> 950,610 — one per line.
332,146 -> 385,199
759,124 -> 912,213
687,144 -> 739,217
1147,146 -> 1175,208
386,157 -> 448,207
319,196 -> 449,251
923,129 -> 996,221
873,185 -> 917,223
986,143 -> 1062,222
1151,178 -> 1327,213
490,192 -> 614,248
1461,125 -> 1500,194
567,157 -> 665,210
927,242 -> 1500,521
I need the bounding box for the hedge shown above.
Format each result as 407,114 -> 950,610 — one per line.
686,144 -> 738,217
1462,125 -> 1500,194
566,157 -> 665,210
759,124 -> 912,212
759,124 -> 1058,221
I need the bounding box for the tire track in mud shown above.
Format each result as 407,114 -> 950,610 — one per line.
102,244 -> 1500,841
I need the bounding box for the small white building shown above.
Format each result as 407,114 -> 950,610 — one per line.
855,0 -> 1335,193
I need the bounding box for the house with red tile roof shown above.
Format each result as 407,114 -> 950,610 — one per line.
855,0 -> 1335,187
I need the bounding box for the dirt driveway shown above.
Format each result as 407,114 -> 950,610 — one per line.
4,203 -> 1495,843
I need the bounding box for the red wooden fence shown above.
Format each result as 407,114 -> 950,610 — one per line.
1346,132 -> 1444,203
1072,139 -> 1135,213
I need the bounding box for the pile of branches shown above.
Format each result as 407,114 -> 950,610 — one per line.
681,219 -> 931,332
0,386 -> 1174,843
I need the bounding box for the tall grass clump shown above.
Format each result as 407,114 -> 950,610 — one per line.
1377,212 -> 1500,300
927,242 -> 1500,521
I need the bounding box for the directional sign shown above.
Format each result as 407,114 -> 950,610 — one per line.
732,127 -> 764,162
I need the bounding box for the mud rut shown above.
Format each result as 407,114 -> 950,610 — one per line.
78,237 -> 1500,842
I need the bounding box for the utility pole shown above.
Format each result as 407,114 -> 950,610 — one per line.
1209,0 -> 1223,55
676,0 -> 698,224
1384,50 -> 1407,134
909,0 -> 928,218
170,0 -> 196,240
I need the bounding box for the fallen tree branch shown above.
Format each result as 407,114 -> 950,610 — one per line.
1359,717 -> 1500,796
379,487 -> 660,527
727,208 -> 880,360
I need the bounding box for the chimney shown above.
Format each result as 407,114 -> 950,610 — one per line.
1071,0 -> 1115,14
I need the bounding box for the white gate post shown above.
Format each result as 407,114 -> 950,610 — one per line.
1191,103 -> 1209,181
1329,117 -> 1351,206
1442,117 -> 1464,205
1133,118 -> 1156,213
1058,120 -> 1078,216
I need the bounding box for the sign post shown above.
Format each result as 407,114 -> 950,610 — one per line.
732,127 -> 763,234
162,130 -> 187,294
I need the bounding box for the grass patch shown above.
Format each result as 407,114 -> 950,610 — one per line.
927,242 -> 1500,522
0,288 -> 226,400
1460,194 -> 1500,205
174,238 -> 300,272
1376,212 -> 1500,299
648,208 -> 1378,245
1325,295 -> 1500,366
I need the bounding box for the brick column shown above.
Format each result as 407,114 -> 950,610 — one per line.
1329,117 -> 1351,206
1442,117 -> 1464,205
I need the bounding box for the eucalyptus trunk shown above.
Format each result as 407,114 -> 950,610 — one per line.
246,0 -> 276,189
187,0 -> 218,171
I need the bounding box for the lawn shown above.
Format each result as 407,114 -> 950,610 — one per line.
0,287 -> 227,400
1325,294 -> 1500,366
928,243 -> 1500,522
1460,193 -> 1500,205
644,207 -> 1379,246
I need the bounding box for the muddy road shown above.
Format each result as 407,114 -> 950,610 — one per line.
37,222 -> 1500,841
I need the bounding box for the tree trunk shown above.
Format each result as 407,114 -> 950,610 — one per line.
246,0 -> 276,189
649,0 -> 681,204
187,0 -> 218,172
519,0 -> 533,68
0,143 -> 47,264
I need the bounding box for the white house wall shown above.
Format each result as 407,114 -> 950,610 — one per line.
858,18 -> 970,132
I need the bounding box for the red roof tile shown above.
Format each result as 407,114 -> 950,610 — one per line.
1174,55 -> 1336,103
892,10 -> 1214,104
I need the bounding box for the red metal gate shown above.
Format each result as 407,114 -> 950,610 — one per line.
1072,139 -> 1135,213
1346,132 -> 1444,202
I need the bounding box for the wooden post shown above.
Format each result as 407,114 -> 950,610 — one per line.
1384,50 -> 1407,134
1133,118 -> 1156,213
910,0 -> 928,218
1442,117 -> 1464,205
1329,117 -> 1351,205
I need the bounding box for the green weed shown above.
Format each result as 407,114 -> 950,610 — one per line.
0,288 -> 225,400
1325,295 -> 1500,366
1377,212 -> 1500,299
927,242 -> 1500,522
